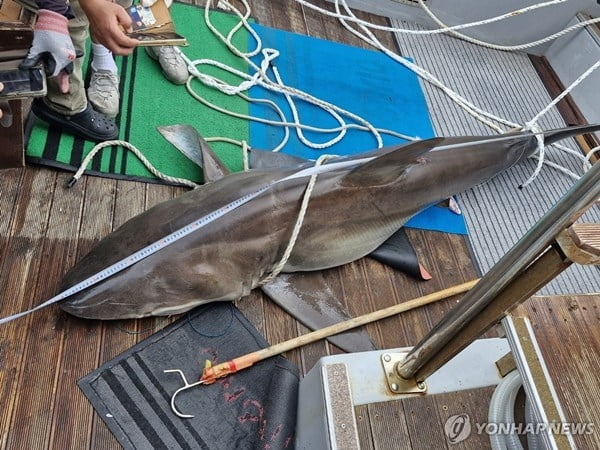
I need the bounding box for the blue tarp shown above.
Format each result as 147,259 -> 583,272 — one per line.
248,23 -> 467,235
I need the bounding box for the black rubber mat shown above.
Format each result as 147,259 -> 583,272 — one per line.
78,303 -> 299,449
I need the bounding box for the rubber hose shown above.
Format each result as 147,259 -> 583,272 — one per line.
488,370 -> 523,450
525,395 -> 540,450
504,372 -> 524,450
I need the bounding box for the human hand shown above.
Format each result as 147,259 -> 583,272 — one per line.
81,0 -> 139,55
20,9 -> 76,93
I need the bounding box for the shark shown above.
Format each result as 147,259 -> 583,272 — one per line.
57,124 -> 600,351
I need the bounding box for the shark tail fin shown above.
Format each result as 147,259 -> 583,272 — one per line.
543,123 -> 600,146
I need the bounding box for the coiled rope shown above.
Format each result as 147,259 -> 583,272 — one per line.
72,0 -> 599,189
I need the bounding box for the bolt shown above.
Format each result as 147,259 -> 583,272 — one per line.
340,423 -> 346,429
391,383 -> 399,391
417,381 -> 426,390
383,354 -> 391,362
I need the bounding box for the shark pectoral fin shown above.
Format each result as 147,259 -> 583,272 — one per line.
158,124 -> 205,169
369,228 -> 432,281
198,136 -> 231,182
248,149 -> 309,170
261,272 -> 377,353
341,137 -> 445,186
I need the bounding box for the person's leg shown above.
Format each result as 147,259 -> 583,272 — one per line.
44,0 -> 88,115
86,0 -> 130,117
145,45 -> 189,85
137,0 -> 188,84
87,41 -> 120,117
34,0 -> 119,141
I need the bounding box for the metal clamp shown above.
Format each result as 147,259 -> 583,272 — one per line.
380,352 -> 427,395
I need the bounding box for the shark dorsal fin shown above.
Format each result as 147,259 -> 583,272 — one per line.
158,124 -> 204,168
341,137 -> 444,186
198,136 -> 231,183
157,124 -> 231,183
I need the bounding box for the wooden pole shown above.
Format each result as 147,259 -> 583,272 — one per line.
200,279 -> 479,383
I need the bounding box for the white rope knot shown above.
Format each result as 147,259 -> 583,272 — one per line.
519,122 -> 545,189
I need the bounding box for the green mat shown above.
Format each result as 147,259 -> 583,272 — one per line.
26,4 -> 251,184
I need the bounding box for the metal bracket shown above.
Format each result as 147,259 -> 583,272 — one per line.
381,352 -> 427,395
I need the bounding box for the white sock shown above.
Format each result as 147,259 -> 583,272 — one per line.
90,42 -> 118,74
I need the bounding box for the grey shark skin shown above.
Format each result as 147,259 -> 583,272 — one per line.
59,125 -> 600,320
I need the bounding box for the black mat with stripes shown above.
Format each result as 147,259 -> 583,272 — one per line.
78,303 -> 299,449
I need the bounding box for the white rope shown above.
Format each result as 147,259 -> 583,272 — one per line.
240,139 -> 250,171
70,0 -> 597,189
518,123 -> 546,189
70,140 -> 199,189
292,0 -> 600,187
296,0 -> 566,38
182,64 -> 415,146
259,154 -> 335,285
71,0 -> 416,190
331,0 -> 513,132
417,0 -> 600,52
527,59 -> 600,127
584,145 -> 600,172
296,0 -> 600,53
173,0 -> 420,156
530,154 -> 581,180
519,59 -> 600,187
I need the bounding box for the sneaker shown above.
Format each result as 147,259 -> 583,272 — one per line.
87,69 -> 120,118
32,99 -> 119,142
146,46 -> 189,85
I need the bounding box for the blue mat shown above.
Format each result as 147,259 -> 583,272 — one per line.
248,24 -> 466,235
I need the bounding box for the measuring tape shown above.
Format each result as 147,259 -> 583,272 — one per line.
0,157 -> 374,325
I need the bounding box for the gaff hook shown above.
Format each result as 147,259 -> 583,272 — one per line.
160,281 -> 479,418
163,369 -> 207,418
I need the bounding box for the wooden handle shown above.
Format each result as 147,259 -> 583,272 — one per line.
256,279 -> 479,360
200,280 -> 478,382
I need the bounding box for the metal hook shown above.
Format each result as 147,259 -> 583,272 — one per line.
164,369 -> 206,418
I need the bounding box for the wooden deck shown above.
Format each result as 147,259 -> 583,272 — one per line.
515,295 -> 600,450
0,1 -> 598,449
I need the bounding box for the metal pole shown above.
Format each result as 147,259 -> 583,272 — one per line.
410,245 -> 570,381
398,161 -> 600,380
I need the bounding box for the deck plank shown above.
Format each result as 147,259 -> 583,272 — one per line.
48,176 -> 118,450
366,401 -> 412,450
88,179 -> 149,450
433,386 -> 497,450
0,168 -> 58,450
515,295 -> 600,449
403,395 -> 448,450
